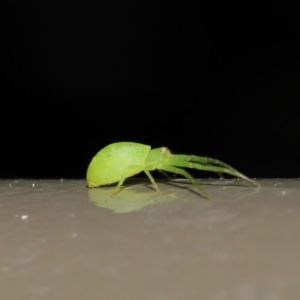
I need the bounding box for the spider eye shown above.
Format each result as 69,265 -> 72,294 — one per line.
160,147 -> 168,153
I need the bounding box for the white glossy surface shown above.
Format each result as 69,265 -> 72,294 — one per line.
0,179 -> 300,299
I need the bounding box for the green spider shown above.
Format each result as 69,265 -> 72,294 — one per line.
86,142 -> 259,199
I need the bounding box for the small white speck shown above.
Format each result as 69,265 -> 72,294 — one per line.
71,233 -> 77,238
223,186 -> 226,189
60,179 -> 64,182
32,183 -> 35,187
21,215 -> 28,220
9,183 -> 12,187
281,191 -> 287,196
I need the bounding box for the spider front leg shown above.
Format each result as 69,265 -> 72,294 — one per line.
174,154 -> 244,174
160,165 -> 211,200
167,158 -> 259,186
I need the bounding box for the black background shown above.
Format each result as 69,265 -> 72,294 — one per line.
2,1 -> 300,180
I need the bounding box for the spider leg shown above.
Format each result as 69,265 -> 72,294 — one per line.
111,165 -> 144,196
144,170 -> 160,192
173,155 -> 242,173
160,165 -> 210,200
158,169 -> 173,180
167,159 -> 259,187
